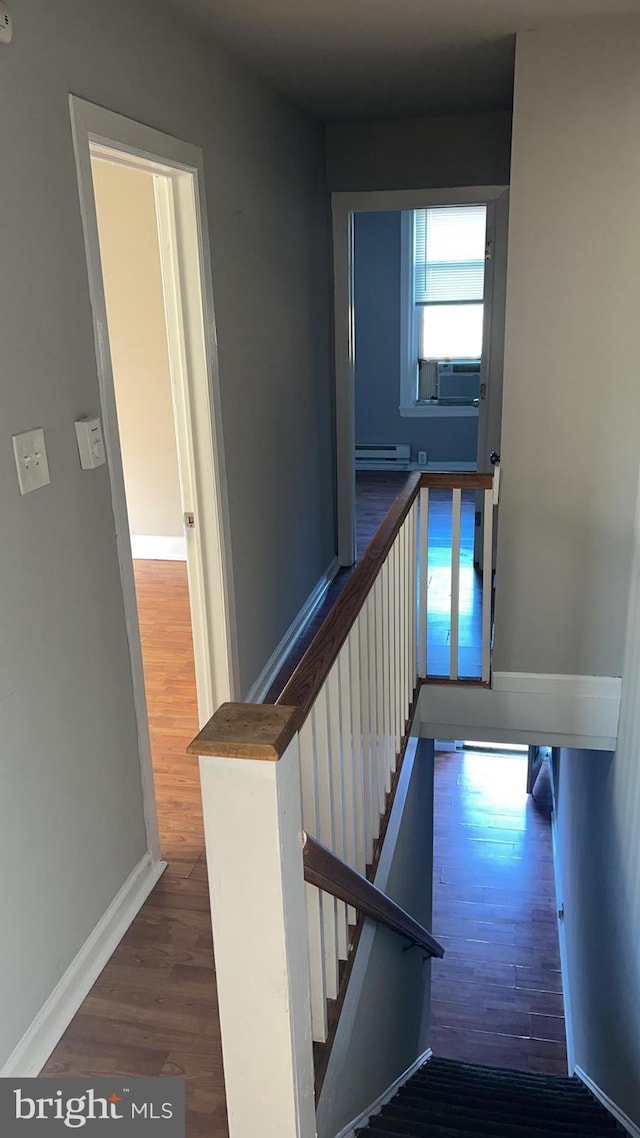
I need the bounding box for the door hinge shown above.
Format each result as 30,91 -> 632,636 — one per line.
184,511 -> 195,529
479,381 -> 487,401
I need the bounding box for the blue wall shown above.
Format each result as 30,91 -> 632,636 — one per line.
353,210 -> 478,465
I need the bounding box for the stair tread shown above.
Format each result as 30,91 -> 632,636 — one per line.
396,1089 -> 617,1124
355,1057 -> 621,1138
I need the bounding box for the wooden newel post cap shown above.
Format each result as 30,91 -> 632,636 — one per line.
187,702 -> 300,761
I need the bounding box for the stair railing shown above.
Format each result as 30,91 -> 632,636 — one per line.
188,468 -> 494,1138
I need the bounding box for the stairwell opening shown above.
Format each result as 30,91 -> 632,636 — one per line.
430,740 -> 567,1075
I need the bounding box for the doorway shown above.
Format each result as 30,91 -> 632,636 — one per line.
69,97 -> 237,861
332,186 -> 509,568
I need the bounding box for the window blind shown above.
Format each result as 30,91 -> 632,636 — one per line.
414,205 -> 487,305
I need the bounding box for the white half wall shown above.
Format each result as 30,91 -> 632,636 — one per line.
417,673 -> 622,751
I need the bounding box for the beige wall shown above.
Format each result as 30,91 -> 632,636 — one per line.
92,160 -> 183,540
494,16 -> 640,677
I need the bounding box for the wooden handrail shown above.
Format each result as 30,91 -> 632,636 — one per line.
303,832 -> 444,959
187,468 -> 493,761
277,471 -> 421,716
420,471 -> 493,490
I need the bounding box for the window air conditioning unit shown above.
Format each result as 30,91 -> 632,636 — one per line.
436,360 -> 481,405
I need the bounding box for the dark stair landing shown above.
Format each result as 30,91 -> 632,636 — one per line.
356,1056 -> 623,1137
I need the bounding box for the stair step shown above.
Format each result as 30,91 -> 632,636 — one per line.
396,1089 -> 617,1127
355,1057 -> 620,1138
399,1079 -> 611,1114
380,1100 -> 616,1137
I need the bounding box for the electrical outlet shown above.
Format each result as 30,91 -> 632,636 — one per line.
418,450 -> 427,467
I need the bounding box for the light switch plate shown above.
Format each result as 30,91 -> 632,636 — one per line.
13,428 -> 50,494
75,417 -> 106,470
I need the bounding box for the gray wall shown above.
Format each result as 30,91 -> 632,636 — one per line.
354,211 -> 478,464
553,748 -> 640,1125
551,458 -> 640,1127
316,741 -> 435,1138
0,0 -> 333,1068
493,17 -> 640,677
326,111 -> 513,192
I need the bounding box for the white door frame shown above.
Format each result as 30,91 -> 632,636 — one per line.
332,185 -> 508,567
69,96 -> 239,859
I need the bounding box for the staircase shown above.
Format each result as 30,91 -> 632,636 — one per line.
356,1056 -> 622,1137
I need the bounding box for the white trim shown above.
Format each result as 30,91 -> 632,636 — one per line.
1,853 -> 166,1078
130,534 -> 187,561
549,785 -> 576,1075
332,1048 -> 433,1138
69,97 -> 239,857
575,1067 -> 640,1138
244,557 -> 340,702
492,672 -> 622,699
333,185 -> 508,565
417,672 -> 622,751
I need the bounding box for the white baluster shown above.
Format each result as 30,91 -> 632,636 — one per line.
338,645 -> 357,925
373,573 -> 385,834
482,485 -> 494,684
349,620 -> 367,874
361,595 -> 374,862
298,716 -> 327,1042
311,686 -> 339,998
450,488 -> 462,681
326,660 -> 349,960
418,487 -> 429,677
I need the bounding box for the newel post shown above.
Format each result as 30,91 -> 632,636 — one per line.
189,703 -> 316,1138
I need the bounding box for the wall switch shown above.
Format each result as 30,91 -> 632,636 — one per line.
75,417 -> 106,470
418,450 -> 428,467
12,428 -> 50,494
0,3 -> 13,44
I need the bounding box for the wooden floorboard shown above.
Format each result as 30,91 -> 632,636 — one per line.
430,746 -> 567,1075
42,560 -> 227,1138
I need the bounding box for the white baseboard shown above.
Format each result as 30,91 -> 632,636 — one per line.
1,852 -> 166,1077
575,1067 -> 640,1138
130,534 -> 187,560
333,1048 -> 433,1138
418,672 -> 622,751
244,557 -> 339,702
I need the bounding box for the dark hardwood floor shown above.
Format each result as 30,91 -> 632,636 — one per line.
42,561 -> 228,1138
431,745 -> 567,1074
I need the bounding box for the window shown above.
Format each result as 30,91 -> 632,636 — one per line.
400,204 -> 488,415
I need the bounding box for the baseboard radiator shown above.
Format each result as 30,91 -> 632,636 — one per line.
355,444 -> 411,470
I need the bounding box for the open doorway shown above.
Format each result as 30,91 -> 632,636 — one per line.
332,187 -> 508,568
69,98 -> 237,864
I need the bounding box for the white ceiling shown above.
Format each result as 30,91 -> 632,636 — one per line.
169,0 -> 640,119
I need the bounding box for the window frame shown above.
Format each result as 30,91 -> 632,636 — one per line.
399,201 -> 495,419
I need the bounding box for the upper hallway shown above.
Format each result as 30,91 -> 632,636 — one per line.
4,0 -> 640,1107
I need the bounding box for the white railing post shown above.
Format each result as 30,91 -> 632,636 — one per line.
197,707 -> 316,1138
418,487 -> 429,677
449,487 -> 462,681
